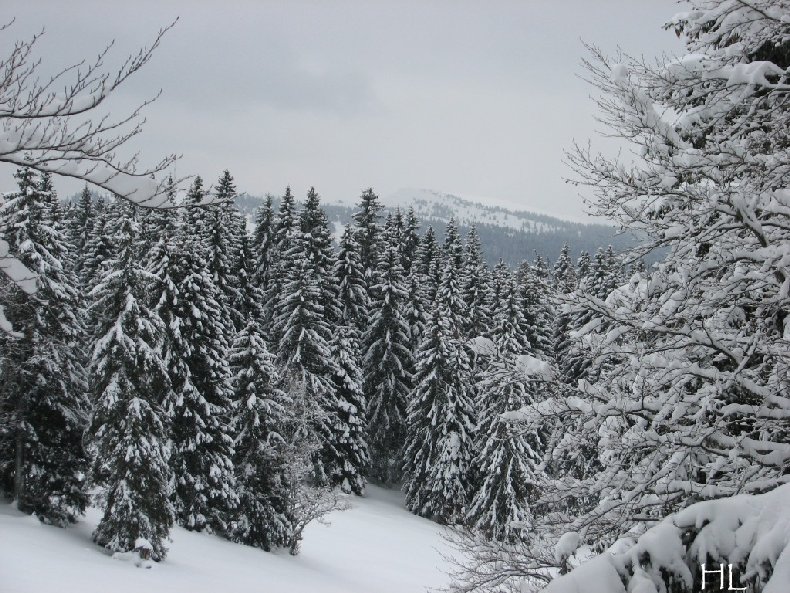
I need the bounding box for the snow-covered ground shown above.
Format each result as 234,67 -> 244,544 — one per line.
0,486 -> 455,593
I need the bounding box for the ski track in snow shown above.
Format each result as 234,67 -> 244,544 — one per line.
0,486 -> 455,593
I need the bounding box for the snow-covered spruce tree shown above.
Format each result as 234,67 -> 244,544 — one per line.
486,259 -> 510,328
352,187 -> 384,284
263,186 -> 298,338
385,209 -> 404,255
233,230 -> 263,325
462,226 -> 491,340
551,244 -> 580,382
551,243 -> 576,295
273,255 -> 335,481
67,185 -> 94,279
363,236 -> 414,485
88,212 -> 174,560
137,183 -> 175,262
272,201 -> 343,487
403,235 -> 475,523
403,271 -> 428,364
0,167 -> 90,524
401,206 -> 420,275
403,298 -> 476,525
38,173 -> 63,230
443,217 -> 465,273
396,214 -> 429,372
80,198 -> 116,295
203,170 -> 243,333
437,218 -> 469,337
517,254 -> 554,359
414,224 -> 441,306
324,325 -> 370,495
299,188 -> 340,323
590,247 -> 616,301
294,189 -> 367,490
466,274 -> 544,542
228,317 -> 293,550
251,194 -> 276,293
164,181 -> 238,534
334,224 -> 370,336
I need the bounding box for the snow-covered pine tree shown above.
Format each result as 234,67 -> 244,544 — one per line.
88,210 -> 174,560
263,187 -> 298,338
274,260 -> 335,479
551,244 -> 579,381
233,230 -> 263,325
293,187 -> 360,488
403,299 -> 476,525
204,170 -> 243,333
352,187 -> 383,284
139,177 -> 178,269
404,228 -> 476,523
552,243 -> 576,294
603,245 -> 621,288
402,271 -> 428,365
461,226 -> 490,340
401,207 -> 420,275
385,209 -> 404,256
518,254 -> 554,359
272,220 -> 339,485
334,224 -> 369,335
67,184 -> 93,280
466,273 -> 543,542
299,187 -> 340,324
323,325 -> 369,494
80,198 -> 116,294
37,173 -> 63,230
443,217 -> 464,275
362,237 -> 413,485
414,225 -> 441,306
486,259 -> 510,329
0,167 -> 90,525
251,194 -> 276,293
575,251 -> 591,285
165,182 -> 238,534
228,317 -> 293,550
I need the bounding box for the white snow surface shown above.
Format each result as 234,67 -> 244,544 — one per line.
0,486 -> 456,593
514,355 -> 555,381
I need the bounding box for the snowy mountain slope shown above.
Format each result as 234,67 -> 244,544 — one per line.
382,188 -> 566,234
0,486 -> 455,593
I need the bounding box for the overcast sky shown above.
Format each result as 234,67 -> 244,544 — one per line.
3,1 -> 684,222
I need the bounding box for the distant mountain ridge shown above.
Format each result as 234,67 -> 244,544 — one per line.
68,187 -> 638,267
236,188 -> 637,267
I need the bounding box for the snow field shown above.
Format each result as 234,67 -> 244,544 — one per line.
0,486 -> 456,593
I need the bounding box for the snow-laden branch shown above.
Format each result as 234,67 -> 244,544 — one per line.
0,20 -> 211,333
